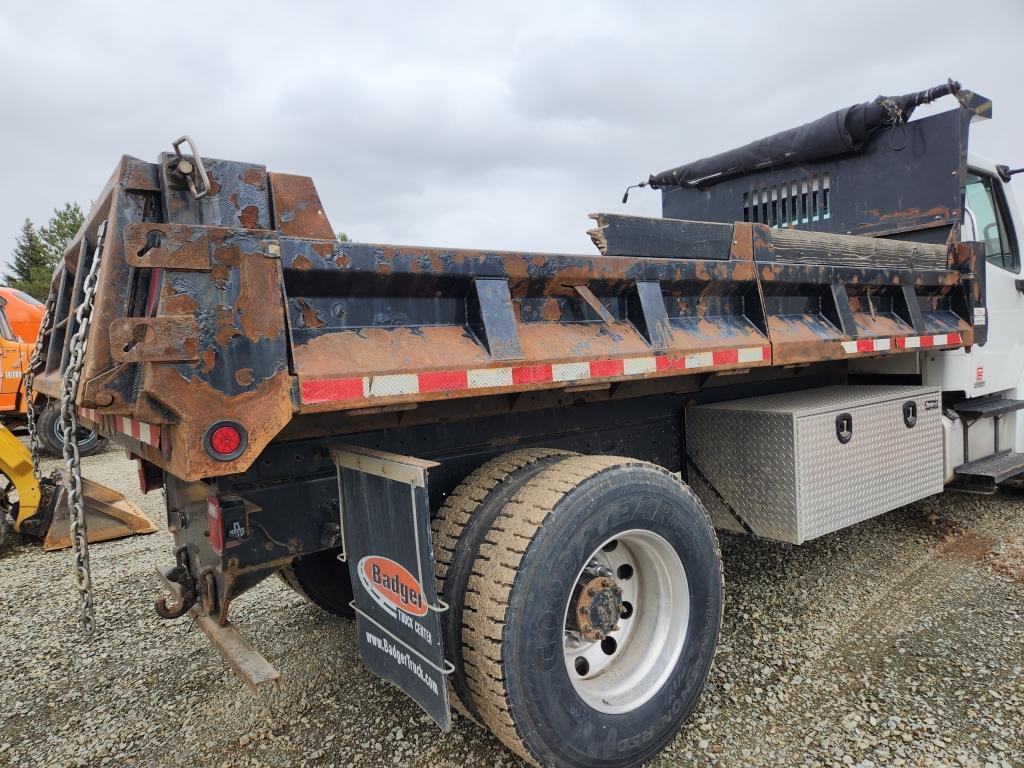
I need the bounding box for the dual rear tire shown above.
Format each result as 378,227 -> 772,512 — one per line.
433,451 -> 723,767
279,448 -> 723,767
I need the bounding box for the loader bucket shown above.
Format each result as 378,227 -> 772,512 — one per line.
41,470 -> 156,551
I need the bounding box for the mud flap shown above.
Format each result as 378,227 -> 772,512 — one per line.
330,445 -> 452,731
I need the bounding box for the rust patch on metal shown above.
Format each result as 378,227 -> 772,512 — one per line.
297,299 -> 326,329
122,160 -> 161,192
235,368 -> 254,387
124,223 -> 212,271
767,316 -> 845,366
110,317 -> 199,363
538,298 -> 562,322
729,223 -> 754,260
268,172 -> 335,240
211,263 -> 230,287
214,243 -> 242,268
141,367 -> 293,482
240,205 -> 260,230
214,306 -> 241,346
851,313 -> 906,337
201,347 -> 217,375
292,254 -> 313,271
162,289 -> 199,315
242,168 -> 265,188
235,253 -> 284,342
854,204 -> 957,233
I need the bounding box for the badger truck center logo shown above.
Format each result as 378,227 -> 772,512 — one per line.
358,555 -> 429,618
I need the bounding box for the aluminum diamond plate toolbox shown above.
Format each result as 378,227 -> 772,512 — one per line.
686,385 -> 943,544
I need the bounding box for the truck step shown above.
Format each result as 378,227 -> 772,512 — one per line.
952,398 -> 1024,419
951,451 -> 1024,494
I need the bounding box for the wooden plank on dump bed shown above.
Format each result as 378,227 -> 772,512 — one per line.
769,227 -> 950,270
156,566 -> 281,691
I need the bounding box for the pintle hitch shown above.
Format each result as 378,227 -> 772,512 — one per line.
155,546 -> 199,619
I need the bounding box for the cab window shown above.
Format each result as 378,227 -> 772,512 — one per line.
0,309 -> 15,342
12,289 -> 43,306
965,172 -> 1019,273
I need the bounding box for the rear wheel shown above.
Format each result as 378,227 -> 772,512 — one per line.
278,548 -> 355,619
462,456 -> 723,767
36,404 -> 107,458
432,447 -> 576,720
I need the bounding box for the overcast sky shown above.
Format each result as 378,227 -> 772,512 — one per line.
1,1 -> 1022,267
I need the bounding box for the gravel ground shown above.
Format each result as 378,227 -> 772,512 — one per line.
1,447 -> 1022,768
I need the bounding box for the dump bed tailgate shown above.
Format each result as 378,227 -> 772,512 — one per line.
32,146 -> 984,482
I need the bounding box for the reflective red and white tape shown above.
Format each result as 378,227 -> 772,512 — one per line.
895,333 -> 963,350
840,338 -> 891,354
842,333 -> 963,355
300,345 -> 772,405
78,407 -> 160,448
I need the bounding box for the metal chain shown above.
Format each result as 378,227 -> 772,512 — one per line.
60,219 -> 107,635
25,294 -> 55,480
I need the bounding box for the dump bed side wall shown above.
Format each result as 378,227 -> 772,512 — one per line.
40,152 -> 984,482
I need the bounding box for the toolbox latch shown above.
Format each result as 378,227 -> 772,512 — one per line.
902,400 -> 918,428
835,413 -> 853,444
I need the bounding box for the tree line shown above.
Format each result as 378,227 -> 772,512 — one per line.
5,202 -> 85,300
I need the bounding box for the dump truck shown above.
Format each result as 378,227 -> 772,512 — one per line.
32,81 -> 1022,767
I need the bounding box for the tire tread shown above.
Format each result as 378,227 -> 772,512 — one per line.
431,448 -> 574,720
463,455 -> 724,765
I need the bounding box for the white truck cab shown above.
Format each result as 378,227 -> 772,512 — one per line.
923,155 -> 1024,480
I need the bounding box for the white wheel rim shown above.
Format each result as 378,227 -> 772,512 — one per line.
562,529 -> 689,715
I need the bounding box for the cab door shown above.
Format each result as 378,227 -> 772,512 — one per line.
925,165 -> 1024,394
924,162 -> 1024,455
0,306 -> 25,410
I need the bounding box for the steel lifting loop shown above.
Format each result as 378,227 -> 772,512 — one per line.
171,135 -> 211,200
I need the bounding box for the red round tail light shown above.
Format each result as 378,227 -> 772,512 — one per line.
203,421 -> 248,461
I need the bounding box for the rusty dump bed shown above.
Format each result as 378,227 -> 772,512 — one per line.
31,149 -> 983,481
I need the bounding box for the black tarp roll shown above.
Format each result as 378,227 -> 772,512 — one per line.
647,81 -> 958,190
